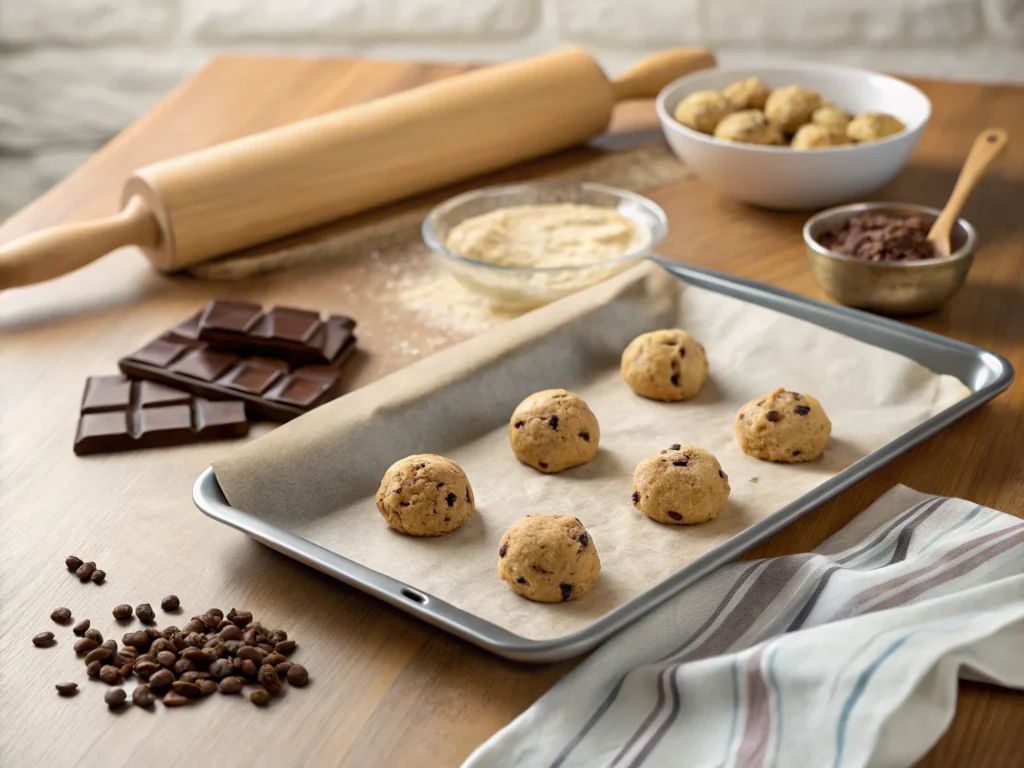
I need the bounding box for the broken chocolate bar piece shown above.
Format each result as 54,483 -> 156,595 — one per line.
118,312 -> 356,421
197,300 -> 356,365
74,375 -> 249,456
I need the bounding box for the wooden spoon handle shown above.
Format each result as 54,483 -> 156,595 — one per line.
0,196 -> 159,290
610,47 -> 716,101
929,128 -> 1008,252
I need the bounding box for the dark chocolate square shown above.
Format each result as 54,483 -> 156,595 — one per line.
138,381 -> 192,408
137,404 -> 193,435
81,375 -> 132,413
255,307 -> 320,343
129,338 -> 190,368
77,411 -> 129,440
200,300 -> 262,334
223,363 -> 282,395
269,375 -> 331,406
196,400 -> 247,428
169,349 -> 239,382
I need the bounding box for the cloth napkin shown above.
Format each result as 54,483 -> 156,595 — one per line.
464,485 -> 1024,768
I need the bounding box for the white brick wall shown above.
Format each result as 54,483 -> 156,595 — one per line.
1,0 -> 1023,221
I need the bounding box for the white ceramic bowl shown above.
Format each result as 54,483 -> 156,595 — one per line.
655,62 -> 931,210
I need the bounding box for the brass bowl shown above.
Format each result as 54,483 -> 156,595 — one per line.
804,202 -> 977,315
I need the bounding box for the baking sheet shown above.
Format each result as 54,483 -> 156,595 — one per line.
212,262 -> 971,642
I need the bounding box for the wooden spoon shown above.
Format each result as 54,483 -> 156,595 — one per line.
928,128 -> 1008,256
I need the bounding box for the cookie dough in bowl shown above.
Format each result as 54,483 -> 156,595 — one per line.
621,329 -> 709,401
713,110 -> 784,146
764,85 -> 823,133
497,514 -> 600,602
375,454 -> 475,536
673,90 -> 735,134
631,445 -> 730,525
509,389 -> 600,473
735,388 -> 832,462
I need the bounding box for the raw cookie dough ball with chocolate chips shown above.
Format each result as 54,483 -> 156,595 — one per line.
497,514 -> 600,602
812,105 -> 852,134
673,90 -> 735,134
621,329 -> 709,402
631,444 -> 730,525
791,123 -> 848,149
723,76 -> 770,110
764,85 -> 822,133
713,110 -> 785,146
375,454 -> 475,536
734,388 -> 832,462
847,112 -> 906,143
509,389 -> 600,473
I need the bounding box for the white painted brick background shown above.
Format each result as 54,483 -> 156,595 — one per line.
1,0 -> 1023,221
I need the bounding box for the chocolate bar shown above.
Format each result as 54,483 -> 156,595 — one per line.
118,312 -> 356,421
197,300 -> 356,365
75,375 -> 249,456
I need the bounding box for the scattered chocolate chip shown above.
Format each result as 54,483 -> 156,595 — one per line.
198,679 -> 218,697
136,603 -> 155,624
667,511 -> 683,521
75,562 -> 96,581
33,631 -> 55,648
249,688 -> 271,706
73,619 -> 90,636
85,628 -> 103,643
86,661 -> 102,678
84,646 -> 113,665
124,630 -> 151,649
465,488 -> 471,503
50,607 -> 72,624
218,676 -> 244,694
55,682 -> 78,696
133,684 -> 156,707
548,415 -> 559,429
105,688 -> 127,709
632,491 -> 641,504
112,604 -> 132,621
171,681 -> 202,698
670,374 -> 680,386
74,638 -> 100,654
538,462 -> 548,470
679,347 -> 686,358
65,555 -> 83,572
499,543 -> 508,558
286,664 -> 309,687
670,444 -> 681,450
514,420 -> 524,428
794,405 -> 811,416
559,583 -> 573,601
578,532 -> 589,548
206,608 -> 224,621
101,639 -> 117,653
148,669 -> 174,691
91,570 -> 106,584
162,691 -> 192,707
765,410 -> 781,422
516,577 -> 527,585
792,450 -> 802,456
446,492 -> 457,507
227,609 -> 252,627
672,460 -> 688,467
98,665 -> 120,685
578,431 -> 590,442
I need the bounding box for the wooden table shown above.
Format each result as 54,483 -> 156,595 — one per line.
1,56 -> 1022,767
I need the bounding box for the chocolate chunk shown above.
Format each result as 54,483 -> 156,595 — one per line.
55,682 -> 78,696
514,420 -> 524,428
446,492 -> 456,507
719,469 -> 725,478
667,511 -> 683,521
632,491 -> 641,504
578,532 -> 589,548
817,211 -> 936,262
465,488 -> 471,502
499,543 -> 508,558
672,460 -> 687,467
670,374 -> 680,386
119,310 -> 357,422
559,583 -> 573,601
538,462 -> 548,470
74,376 -> 248,456
578,431 -> 590,442
548,415 -> 559,429
794,405 -> 811,416
765,410 -> 781,422
792,450 -> 802,456
670,444 -> 681,450
679,347 -> 686,358
516,577 -> 527,584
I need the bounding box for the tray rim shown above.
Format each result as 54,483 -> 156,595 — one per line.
192,259 -> 1014,663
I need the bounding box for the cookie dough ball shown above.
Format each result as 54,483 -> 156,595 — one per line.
509,389 -> 599,473
734,388 -> 832,462
673,90 -> 735,134
764,85 -> 822,133
723,77 -> 770,110
791,123 -> 848,149
621,329 -> 709,402
375,454 -> 475,536
497,514 -> 600,602
847,112 -> 906,143
631,444 -> 730,525
812,105 -> 852,133
713,110 -> 785,146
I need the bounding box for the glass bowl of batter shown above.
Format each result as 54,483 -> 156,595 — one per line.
422,182 -> 669,308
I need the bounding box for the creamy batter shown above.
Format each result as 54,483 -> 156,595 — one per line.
444,204 -> 644,268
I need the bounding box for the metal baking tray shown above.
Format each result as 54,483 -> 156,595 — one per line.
193,257 -> 1013,662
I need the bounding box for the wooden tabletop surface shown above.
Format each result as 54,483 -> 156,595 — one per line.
1,56 -> 1022,767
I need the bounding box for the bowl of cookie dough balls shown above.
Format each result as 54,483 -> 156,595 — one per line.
655,62 -> 931,209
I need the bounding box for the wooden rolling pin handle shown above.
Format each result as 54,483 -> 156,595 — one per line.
610,47 -> 716,101
0,196 -> 160,291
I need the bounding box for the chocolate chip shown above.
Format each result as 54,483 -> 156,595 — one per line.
765,410 -> 781,422
538,462 -> 548,470
91,569 -> 106,584
249,688 -> 271,706
578,532 -> 589,548
466,488 -> 471,503
670,374 -> 680,386
98,665 -> 120,685
548,415 -> 559,429
632,491 -> 640,504
499,544 -> 508,558
85,628 -> 103,643
218,676 -> 244,694
679,347 -> 686,358
719,469 -> 725,478
105,688 -> 127,709
112,604 -> 132,621
132,684 -> 156,707
50,607 -> 72,624
55,682 -> 78,696
86,661 -> 101,678
161,595 -> 180,612
436,482 -> 445,489
149,669 -> 174,691
163,691 -> 193,707
670,444 -> 681,450
794,405 -> 811,416
257,664 -> 281,694
790,392 -> 802,400
33,631 -> 55,647
578,431 -> 590,442
514,420 -> 524,428
672,460 -> 687,467
135,602 -> 154,623
792,450 -> 802,456
74,637 -> 99,654
73,619 -> 90,636
559,583 -> 573,601
443,515 -> 451,522
65,555 -> 83,572
75,562 -> 96,581
287,664 -> 309,687
667,511 -> 683,521
516,577 -> 527,584
446,492 -> 456,507
84,646 -> 113,665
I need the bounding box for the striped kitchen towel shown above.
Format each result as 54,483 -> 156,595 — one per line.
464,485 -> 1024,768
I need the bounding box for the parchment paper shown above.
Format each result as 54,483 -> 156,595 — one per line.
213,263 -> 970,641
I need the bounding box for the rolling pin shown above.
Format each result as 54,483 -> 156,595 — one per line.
0,46 -> 714,290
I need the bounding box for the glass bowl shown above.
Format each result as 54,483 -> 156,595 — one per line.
421,182 -> 669,309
